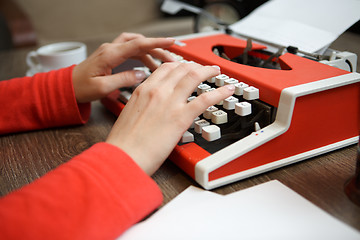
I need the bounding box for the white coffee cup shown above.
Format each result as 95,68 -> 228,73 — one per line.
26,42 -> 87,74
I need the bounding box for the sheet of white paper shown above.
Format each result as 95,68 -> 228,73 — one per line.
117,186 -> 222,240
229,0 -> 360,53
117,181 -> 360,240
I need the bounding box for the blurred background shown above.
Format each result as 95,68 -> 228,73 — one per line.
0,0 -> 359,51
0,0 -> 190,50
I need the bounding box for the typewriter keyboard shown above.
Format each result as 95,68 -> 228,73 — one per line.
118,51 -> 277,154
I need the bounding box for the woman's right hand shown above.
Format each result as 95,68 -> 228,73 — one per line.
106,61 -> 235,175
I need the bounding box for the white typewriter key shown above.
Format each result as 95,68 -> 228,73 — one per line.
223,96 -> 239,110
203,106 -> 218,119
215,74 -> 229,87
194,83 -> 202,93
202,125 -> 221,141
235,102 -> 252,116
224,78 -> 239,85
197,83 -> 211,95
208,76 -> 216,83
216,100 -> 224,105
211,110 -> 228,124
234,82 -> 249,96
205,88 -> 216,93
194,119 -> 210,134
118,90 -> 132,103
181,131 -> 194,143
175,55 -> 184,61
243,86 -> 259,100
171,53 -> 184,61
190,116 -> 200,129
133,67 -> 151,78
187,96 -> 196,103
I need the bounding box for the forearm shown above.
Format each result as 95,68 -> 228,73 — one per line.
0,142 -> 162,239
0,66 -> 90,135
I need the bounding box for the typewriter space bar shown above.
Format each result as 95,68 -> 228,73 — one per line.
118,90 -> 132,104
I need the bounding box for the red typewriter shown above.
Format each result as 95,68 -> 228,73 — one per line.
101,32 -> 360,189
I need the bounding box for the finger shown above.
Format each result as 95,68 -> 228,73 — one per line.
113,34 -> 175,64
101,69 -> 147,90
143,62 -> 213,98
128,62 -> 185,108
147,48 -> 176,62
138,49 -> 176,72
120,37 -> 175,61
138,54 -> 161,72
171,64 -> 220,99
112,32 -> 145,44
186,84 -> 235,118
141,61 -> 181,86
98,38 -> 175,70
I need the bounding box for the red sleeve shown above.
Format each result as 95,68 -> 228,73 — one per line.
0,65 -> 90,134
0,142 -> 163,239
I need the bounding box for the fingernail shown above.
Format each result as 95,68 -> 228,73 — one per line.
212,65 -> 220,70
135,70 -> 146,81
225,84 -> 235,91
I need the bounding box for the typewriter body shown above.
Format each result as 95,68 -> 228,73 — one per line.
101,31 -> 360,189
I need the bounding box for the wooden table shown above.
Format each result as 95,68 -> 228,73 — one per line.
0,33 -> 359,232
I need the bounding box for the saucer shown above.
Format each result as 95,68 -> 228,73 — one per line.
26,68 -> 41,77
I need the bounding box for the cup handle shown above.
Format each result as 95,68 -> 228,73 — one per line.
26,51 -> 40,71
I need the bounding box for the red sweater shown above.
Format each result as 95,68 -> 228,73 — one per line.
0,66 -> 163,239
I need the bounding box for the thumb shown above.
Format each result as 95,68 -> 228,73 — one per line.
105,69 -> 147,89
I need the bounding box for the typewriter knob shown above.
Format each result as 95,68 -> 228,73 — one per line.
194,1 -> 241,32
193,0 -> 267,33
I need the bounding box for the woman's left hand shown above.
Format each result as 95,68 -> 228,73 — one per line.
72,33 -> 175,103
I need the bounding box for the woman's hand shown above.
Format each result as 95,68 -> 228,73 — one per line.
72,33 -> 175,103
106,61 -> 235,175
